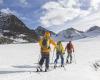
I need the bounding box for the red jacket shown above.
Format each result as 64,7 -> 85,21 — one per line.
65,43 -> 74,53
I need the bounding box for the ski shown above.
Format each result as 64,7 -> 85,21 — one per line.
36,66 -> 54,72
36,68 -> 54,73
53,64 -> 66,71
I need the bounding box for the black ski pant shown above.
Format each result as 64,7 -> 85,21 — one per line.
39,52 -> 49,69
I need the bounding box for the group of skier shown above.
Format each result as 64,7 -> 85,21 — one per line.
37,32 -> 74,72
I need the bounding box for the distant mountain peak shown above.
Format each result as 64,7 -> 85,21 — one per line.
62,27 -> 83,33
0,11 -> 12,17
0,12 -> 39,43
87,26 -> 100,32
52,27 -> 85,41
36,26 -> 45,29
35,26 -> 56,36
67,27 -> 75,30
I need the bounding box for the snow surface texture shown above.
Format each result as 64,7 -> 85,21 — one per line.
0,36 -> 100,80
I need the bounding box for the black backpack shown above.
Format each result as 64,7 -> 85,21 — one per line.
42,38 -> 49,48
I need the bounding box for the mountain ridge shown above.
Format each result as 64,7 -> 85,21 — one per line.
0,11 -> 39,44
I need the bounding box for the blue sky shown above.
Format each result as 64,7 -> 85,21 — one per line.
0,0 -> 54,29
0,0 -> 100,33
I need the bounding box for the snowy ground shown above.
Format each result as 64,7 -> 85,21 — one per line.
0,36 -> 100,80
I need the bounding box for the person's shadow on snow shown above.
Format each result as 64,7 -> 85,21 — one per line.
0,65 -> 37,74
0,71 -> 27,74
12,65 -> 37,68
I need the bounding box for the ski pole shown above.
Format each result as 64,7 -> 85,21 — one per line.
73,53 -> 76,64
52,51 -> 54,63
37,53 -> 41,65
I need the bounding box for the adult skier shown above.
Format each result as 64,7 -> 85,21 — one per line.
65,41 -> 74,63
54,41 -> 65,68
37,32 -> 56,72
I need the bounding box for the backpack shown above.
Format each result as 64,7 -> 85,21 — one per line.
42,38 -> 50,49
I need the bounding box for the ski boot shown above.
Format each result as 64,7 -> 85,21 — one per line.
69,60 -> 72,64
54,64 -> 57,69
45,67 -> 49,72
36,66 -> 43,72
61,64 -> 64,67
66,60 -> 69,64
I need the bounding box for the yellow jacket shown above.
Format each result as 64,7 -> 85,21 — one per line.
39,37 -> 56,53
54,43 -> 65,54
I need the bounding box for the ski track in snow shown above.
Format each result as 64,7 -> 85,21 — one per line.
0,37 -> 100,80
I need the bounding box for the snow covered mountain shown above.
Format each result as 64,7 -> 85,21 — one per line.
52,28 -> 86,41
35,26 -> 56,36
0,12 -> 39,44
84,26 -> 100,37
51,26 -> 100,42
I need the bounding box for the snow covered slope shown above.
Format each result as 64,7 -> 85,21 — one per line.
0,36 -> 100,80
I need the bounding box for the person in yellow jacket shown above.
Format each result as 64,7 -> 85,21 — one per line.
37,32 -> 56,72
54,41 -> 65,68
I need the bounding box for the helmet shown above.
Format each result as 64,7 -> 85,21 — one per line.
44,32 -> 51,37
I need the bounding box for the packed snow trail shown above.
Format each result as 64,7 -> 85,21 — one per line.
0,36 -> 100,80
